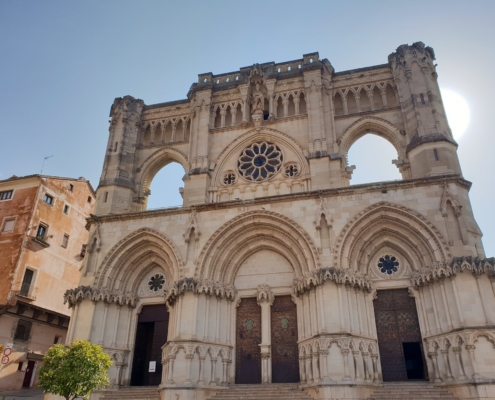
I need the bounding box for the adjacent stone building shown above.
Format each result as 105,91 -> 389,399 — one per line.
66,42 -> 494,400
0,175 -> 95,390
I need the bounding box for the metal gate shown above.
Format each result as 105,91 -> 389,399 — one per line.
271,295 -> 299,383
374,289 -> 425,381
235,297 -> 262,384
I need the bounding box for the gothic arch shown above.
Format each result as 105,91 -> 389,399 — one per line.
136,147 -> 189,198
95,228 -> 184,291
210,127 -> 309,187
335,202 -> 450,271
339,116 -> 407,163
195,210 -> 320,284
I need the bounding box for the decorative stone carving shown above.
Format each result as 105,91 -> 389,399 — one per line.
256,284 -> 275,306
164,278 -> 237,305
64,286 -> 137,308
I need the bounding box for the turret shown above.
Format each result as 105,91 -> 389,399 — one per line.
96,95 -> 144,214
388,42 -> 462,178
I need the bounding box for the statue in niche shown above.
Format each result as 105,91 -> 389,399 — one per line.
251,83 -> 264,115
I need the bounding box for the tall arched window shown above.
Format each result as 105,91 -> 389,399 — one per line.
146,162 -> 185,209
347,134 -> 401,185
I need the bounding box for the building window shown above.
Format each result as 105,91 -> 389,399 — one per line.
17,362 -> 23,371
61,234 -> 69,248
14,320 -> 32,341
36,224 -> 48,240
63,205 -> 70,214
69,184 -> 74,191
0,190 -> 13,200
420,94 -> 426,105
104,192 -> 108,203
2,218 -> 15,233
20,269 -> 34,297
43,194 -> 54,205
433,149 -> 439,161
87,196 -> 92,203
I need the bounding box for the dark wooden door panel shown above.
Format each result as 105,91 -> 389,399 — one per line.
271,295 -> 299,383
236,297 -> 262,384
374,289 -> 425,382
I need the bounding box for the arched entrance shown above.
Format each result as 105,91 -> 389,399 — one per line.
130,304 -> 169,386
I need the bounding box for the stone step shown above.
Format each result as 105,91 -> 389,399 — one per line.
99,387 -> 161,400
367,383 -> 458,400
207,384 -> 313,400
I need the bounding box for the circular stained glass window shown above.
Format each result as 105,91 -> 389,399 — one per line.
237,142 -> 283,182
377,255 -> 399,275
148,274 -> 165,292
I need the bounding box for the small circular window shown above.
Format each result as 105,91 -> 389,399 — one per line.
284,162 -> 299,177
377,255 -> 399,275
148,274 -> 165,292
238,142 -> 283,182
222,171 -> 237,186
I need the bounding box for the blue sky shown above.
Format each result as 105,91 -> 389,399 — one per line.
1,1 -> 494,256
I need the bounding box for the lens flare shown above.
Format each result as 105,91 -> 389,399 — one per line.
440,89 -> 470,140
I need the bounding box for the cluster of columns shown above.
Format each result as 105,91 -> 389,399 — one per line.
335,86 -> 398,116
427,344 -> 480,383
299,345 -> 379,385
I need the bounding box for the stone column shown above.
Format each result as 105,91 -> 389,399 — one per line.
380,88 -> 388,108
198,356 -> 206,384
220,109 -> 226,128
257,284 -> 274,383
361,352 -> 370,382
341,349 -> 351,381
312,350 -> 321,383
210,357 -> 217,386
222,359 -> 228,385
465,345 -> 481,379
371,354 -> 379,382
282,98 -> 289,117
305,354 -> 313,383
230,107 -> 237,126
110,304 -> 121,348
352,350 -> 362,381
294,97 -> 300,115
98,302 -> 109,345
185,354 -> 194,383
441,350 -> 454,382
167,356 -> 175,384
428,352 -> 443,383
452,347 -> 467,381
367,90 -> 375,110
353,92 -> 361,113
299,355 -> 307,383
319,349 -> 329,381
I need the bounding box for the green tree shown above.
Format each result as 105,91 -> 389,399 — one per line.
38,340 -> 112,400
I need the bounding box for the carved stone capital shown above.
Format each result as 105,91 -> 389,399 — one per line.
256,284 -> 274,306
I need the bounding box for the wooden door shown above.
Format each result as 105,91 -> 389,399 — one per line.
235,297 -> 262,384
271,295 -> 299,383
22,361 -> 35,387
374,289 -> 424,381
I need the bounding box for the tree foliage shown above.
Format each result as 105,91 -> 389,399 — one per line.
38,340 -> 112,400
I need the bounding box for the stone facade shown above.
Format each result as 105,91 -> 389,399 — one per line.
66,43 -> 494,400
0,175 -> 95,390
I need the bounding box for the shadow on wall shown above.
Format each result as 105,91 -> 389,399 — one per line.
347,134 -> 402,185
147,162 -> 185,209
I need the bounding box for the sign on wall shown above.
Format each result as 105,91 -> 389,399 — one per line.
149,361 -> 156,373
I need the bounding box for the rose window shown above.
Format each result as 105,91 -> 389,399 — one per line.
237,142 -> 283,182
148,274 -> 165,292
377,255 -> 399,275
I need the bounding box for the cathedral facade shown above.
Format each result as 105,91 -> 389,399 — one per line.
65,43 -> 495,400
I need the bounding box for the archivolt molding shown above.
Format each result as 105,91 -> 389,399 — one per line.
210,127 -> 309,186
195,210 -> 321,282
411,256 -> 495,288
163,277 -> 237,306
293,266 -> 373,296
136,146 -> 188,197
63,286 -> 137,308
338,116 -> 406,161
94,228 -> 184,289
335,201 -> 450,270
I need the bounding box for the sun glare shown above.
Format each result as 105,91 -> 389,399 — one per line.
440,89 -> 470,141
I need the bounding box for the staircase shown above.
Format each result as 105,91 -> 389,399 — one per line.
207,383 -> 313,400
368,382 -> 458,400
97,386 -> 160,400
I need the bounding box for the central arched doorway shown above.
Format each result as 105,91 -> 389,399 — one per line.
130,304 -> 169,386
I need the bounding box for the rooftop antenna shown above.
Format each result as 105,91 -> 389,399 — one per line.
40,155 -> 54,174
